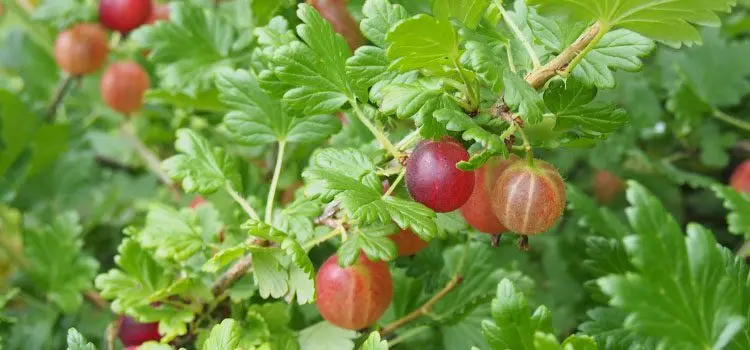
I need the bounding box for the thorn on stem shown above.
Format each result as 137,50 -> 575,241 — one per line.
491,234 -> 502,247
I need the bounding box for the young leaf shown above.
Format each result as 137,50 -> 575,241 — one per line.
712,185 -> 750,238
217,69 -> 341,146
503,70 -> 545,124
162,129 -> 242,194
95,239 -> 176,313
203,319 -> 242,350
598,181 -> 750,349
272,4 -> 357,114
360,0 -> 409,47
571,30 -> 655,89
528,0 -> 735,47
136,205 -> 206,262
460,41 -> 506,93
131,2 -> 242,96
385,14 -> 459,76
361,331 -> 389,350
433,0 -> 490,29
544,79 -> 628,138
337,223 -> 398,265
24,212 -> 98,313
298,321 -> 358,350
66,328 -> 96,350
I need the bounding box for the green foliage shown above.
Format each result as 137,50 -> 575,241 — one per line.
1,0 -> 748,349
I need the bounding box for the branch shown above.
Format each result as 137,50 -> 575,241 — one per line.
47,75 -> 77,122
120,122 -> 181,201
211,254 -> 253,296
94,155 -> 144,175
379,274 -> 463,335
83,290 -> 108,309
524,21 -> 603,89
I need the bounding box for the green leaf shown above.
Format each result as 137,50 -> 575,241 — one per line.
298,321 -> 357,350
528,0 -> 735,47
24,212 -> 98,313
146,89 -> 227,112
136,205 -> 205,262
346,46 -> 396,93
272,4 -> 355,114
338,223 -> 398,264
481,279 -> 557,350
433,0 -> 490,29
65,328 -> 95,350
712,185 -> 750,238
597,181 -> 750,349
95,239 -> 175,313
203,246 -> 247,273
131,2 -> 242,96
203,319 -> 242,350
303,148 -> 438,239
162,129 -> 241,194
527,12 -> 587,53
664,29 -> 750,108
361,331 -> 389,350
544,79 -> 628,138
579,307 -> 648,349
385,14 -> 459,76
571,30 -> 655,89
503,70 -> 545,124
432,108 -> 508,170
217,69 -> 341,145
360,0 -> 409,47
460,41 -> 506,93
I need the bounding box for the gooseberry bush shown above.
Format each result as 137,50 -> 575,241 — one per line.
1,0 -> 749,349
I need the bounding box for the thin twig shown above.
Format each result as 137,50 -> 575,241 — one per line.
350,99 -> 404,160
105,320 -> 118,350
379,274 -> 464,335
84,290 -> 108,309
211,254 -> 253,296
265,141 -> 287,223
47,75 -> 77,122
94,155 -> 144,175
713,110 -> 750,132
225,182 -> 261,220
120,121 -> 181,201
302,227 -> 344,250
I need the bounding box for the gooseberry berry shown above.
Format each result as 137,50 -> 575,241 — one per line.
315,253 -> 392,330
592,170 -> 623,204
307,0 -> 365,51
730,160 -> 750,193
491,159 -> 566,235
405,137 -> 475,213
100,61 -> 150,115
459,154 -> 520,234
54,23 -> 109,76
99,0 -> 152,33
117,316 -> 160,347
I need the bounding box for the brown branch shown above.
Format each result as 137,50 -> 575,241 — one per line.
524,21 -> 602,89
95,155 -> 144,175
47,75 -> 77,122
210,254 -> 253,296
84,290 -> 109,309
380,274 -> 464,335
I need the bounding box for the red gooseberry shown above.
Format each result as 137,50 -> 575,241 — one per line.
99,0 -> 152,34
307,0 -> 365,51
54,23 -> 109,76
491,159 -> 566,235
730,160 -> 750,193
460,154 -> 520,234
117,316 -> 160,347
405,137 -> 475,213
100,61 -> 150,115
592,170 -> 624,204
315,253 -> 393,330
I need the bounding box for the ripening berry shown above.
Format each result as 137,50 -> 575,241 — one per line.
406,137 -> 475,213
307,0 -> 365,51
117,316 -> 160,347
491,159 -> 566,235
146,2 -> 169,24
593,170 -> 623,204
460,154 -> 520,234
389,228 -> 428,256
100,61 -> 150,114
315,254 -> 393,330
189,196 -> 205,208
730,160 -> 750,193
99,0 -> 152,33
54,23 -> 109,76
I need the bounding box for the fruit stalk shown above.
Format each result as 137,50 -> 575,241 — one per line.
224,182 -> 260,220
350,99 -> 404,160
46,75 -> 76,122
379,274 -> 463,335
121,122 -> 181,201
